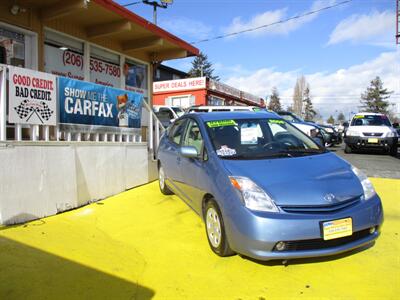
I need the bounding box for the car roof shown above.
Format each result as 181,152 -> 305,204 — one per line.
353,112 -> 386,116
187,111 -> 278,122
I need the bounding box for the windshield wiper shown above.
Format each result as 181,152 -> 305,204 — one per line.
221,152 -> 293,160
282,149 -> 326,156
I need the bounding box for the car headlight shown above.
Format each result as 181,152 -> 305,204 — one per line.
386,131 -> 397,138
229,176 -> 278,212
351,166 -> 376,200
346,130 -> 358,136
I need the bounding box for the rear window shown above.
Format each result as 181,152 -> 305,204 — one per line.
351,115 -> 391,127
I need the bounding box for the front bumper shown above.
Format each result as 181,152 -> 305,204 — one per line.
345,136 -> 397,149
224,194 -> 383,261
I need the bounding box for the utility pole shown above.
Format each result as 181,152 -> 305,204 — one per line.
142,0 -> 173,25
396,0 -> 400,44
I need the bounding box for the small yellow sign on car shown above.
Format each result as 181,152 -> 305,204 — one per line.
322,218 -> 352,240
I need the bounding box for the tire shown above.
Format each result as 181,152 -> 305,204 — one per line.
344,144 -> 352,154
158,165 -> 173,195
204,199 -> 235,257
389,144 -> 398,157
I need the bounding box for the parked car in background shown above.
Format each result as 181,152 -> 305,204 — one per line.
276,111 -> 325,145
186,105 -> 260,113
153,105 -> 185,127
318,124 -> 343,146
345,113 -> 398,155
157,111 -> 383,261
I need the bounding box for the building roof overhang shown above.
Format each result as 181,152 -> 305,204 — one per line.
18,0 -> 199,62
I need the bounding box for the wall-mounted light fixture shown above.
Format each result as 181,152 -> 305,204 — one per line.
10,4 -> 27,16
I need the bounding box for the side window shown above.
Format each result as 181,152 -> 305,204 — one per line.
169,119 -> 187,145
182,120 -> 204,155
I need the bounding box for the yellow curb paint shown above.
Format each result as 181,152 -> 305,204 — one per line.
0,178 -> 399,299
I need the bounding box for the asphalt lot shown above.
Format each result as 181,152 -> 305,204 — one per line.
329,143 -> 400,179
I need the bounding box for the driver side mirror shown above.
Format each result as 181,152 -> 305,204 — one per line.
180,146 -> 199,159
393,122 -> 399,128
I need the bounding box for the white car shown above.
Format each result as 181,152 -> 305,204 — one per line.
153,105 -> 185,127
344,113 -> 398,155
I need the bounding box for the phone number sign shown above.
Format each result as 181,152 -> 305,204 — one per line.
44,45 -> 121,87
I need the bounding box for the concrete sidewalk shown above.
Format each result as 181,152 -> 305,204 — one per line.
1,178 -> 399,299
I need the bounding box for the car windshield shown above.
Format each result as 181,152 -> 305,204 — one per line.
351,115 -> 391,126
172,107 -> 184,117
205,118 -> 325,159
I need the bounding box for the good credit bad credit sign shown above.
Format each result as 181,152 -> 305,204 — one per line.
59,77 -> 143,128
8,66 -> 57,125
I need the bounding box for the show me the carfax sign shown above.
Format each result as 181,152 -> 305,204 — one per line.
58,77 -> 143,128
8,66 -> 57,125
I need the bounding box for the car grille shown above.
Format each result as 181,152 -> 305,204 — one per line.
273,229 -> 371,252
280,197 -> 361,214
363,132 -> 383,137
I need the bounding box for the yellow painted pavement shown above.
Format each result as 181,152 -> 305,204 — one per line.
0,178 -> 399,299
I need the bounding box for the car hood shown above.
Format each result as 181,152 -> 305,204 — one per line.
221,152 -> 363,206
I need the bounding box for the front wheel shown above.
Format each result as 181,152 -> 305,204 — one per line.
204,200 -> 235,257
344,144 -> 352,153
389,144 -> 398,157
158,165 -> 173,195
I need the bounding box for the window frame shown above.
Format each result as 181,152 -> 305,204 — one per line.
182,118 -> 205,157
168,118 -> 188,146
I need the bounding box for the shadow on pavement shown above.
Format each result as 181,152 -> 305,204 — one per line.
0,236 -> 154,300
241,242 -> 374,267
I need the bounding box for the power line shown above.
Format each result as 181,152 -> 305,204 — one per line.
123,1 -> 142,6
191,0 -> 353,44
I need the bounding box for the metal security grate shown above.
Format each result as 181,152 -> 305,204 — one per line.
362,132 -> 383,137
280,197 -> 361,214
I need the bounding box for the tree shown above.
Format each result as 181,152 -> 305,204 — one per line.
267,87 -> 282,112
360,76 -> 392,114
303,87 -> 316,121
327,115 -> 335,124
293,75 -> 307,116
337,112 -> 345,123
188,52 -> 219,80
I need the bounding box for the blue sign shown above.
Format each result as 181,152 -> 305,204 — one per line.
58,77 -> 143,128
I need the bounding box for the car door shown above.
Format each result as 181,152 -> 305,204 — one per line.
179,118 -> 210,214
160,118 -> 188,192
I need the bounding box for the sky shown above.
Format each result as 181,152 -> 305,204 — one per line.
117,0 -> 400,120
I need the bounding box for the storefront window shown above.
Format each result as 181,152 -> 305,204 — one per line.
124,59 -> 148,97
90,46 -> 120,87
44,30 -> 84,80
208,95 -> 225,106
0,27 -> 25,67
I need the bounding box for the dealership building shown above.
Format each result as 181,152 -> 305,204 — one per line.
153,77 -> 265,108
0,0 -> 199,225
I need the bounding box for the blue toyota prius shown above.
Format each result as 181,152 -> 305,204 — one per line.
157,111 -> 383,261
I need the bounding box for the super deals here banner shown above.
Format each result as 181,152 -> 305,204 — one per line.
59,77 -> 143,128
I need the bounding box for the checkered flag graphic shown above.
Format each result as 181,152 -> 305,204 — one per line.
36,101 -> 54,121
14,99 -> 33,120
